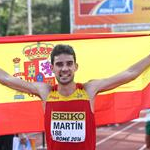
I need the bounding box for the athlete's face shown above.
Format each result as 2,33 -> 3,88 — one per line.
51,54 -> 78,85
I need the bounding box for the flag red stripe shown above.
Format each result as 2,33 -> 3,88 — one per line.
0,33 -> 149,43
95,82 -> 150,126
0,101 -> 44,135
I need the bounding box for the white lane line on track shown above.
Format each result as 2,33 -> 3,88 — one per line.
138,144 -> 146,150
96,122 -> 139,146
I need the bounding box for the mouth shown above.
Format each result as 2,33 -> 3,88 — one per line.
57,73 -> 74,84
60,73 -> 71,78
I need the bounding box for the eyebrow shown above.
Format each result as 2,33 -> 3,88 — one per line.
55,60 -> 74,65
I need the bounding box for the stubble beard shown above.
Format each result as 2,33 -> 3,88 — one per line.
56,76 -> 74,85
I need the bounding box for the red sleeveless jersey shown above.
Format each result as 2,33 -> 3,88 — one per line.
45,83 -> 96,150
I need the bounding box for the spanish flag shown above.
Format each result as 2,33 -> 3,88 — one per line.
0,33 -> 150,135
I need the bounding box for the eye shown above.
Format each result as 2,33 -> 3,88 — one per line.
67,61 -> 73,67
55,62 -> 63,67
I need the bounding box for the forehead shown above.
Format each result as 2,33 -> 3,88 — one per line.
53,54 -> 74,63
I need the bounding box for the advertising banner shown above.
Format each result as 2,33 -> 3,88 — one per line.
70,0 -> 150,33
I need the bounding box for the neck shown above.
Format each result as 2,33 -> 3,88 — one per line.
58,82 -> 76,96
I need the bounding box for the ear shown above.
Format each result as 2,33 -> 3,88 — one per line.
75,63 -> 78,71
50,65 -> 54,72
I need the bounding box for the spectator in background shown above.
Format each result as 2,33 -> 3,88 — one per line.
145,109 -> 150,149
146,121 -> 150,149
0,135 -> 14,150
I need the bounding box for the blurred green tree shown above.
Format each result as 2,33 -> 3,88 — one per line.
61,0 -> 70,33
0,0 -> 70,36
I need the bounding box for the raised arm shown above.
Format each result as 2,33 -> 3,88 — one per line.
0,68 -> 51,100
84,54 -> 150,101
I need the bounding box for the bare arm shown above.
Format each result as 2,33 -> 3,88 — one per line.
84,54 -> 150,101
0,68 -> 51,100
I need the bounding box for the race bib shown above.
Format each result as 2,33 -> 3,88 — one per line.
51,111 -> 86,143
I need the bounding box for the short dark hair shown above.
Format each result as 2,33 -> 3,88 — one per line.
51,44 -> 76,65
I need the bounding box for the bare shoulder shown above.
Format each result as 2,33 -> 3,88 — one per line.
83,79 -> 105,112
83,79 -> 104,99
32,82 -> 52,100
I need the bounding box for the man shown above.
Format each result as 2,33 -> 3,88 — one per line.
1,44 -> 150,150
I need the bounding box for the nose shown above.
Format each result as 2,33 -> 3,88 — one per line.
61,64 -> 69,71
